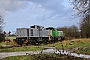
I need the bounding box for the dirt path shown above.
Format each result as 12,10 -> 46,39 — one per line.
0,50 -> 44,59
0,49 -> 55,59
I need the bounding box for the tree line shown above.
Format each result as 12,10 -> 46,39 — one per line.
57,25 -> 80,38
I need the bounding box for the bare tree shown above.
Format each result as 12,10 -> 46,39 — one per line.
70,25 -> 80,38
71,0 -> 90,38
80,14 -> 90,38
0,14 -> 5,42
71,0 -> 90,17
0,15 -> 4,33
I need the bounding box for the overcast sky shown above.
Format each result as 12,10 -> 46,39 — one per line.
0,0 -> 80,33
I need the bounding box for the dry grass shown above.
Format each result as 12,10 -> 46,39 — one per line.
46,38 -> 90,50
74,38 -> 90,42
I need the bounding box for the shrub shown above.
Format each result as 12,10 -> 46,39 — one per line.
0,33 -> 5,42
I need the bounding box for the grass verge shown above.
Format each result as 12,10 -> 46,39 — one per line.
0,46 -> 43,52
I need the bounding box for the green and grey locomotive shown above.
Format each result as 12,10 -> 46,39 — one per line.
14,25 -> 65,46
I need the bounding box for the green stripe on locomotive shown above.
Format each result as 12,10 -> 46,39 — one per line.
46,27 -> 59,37
52,29 -> 58,37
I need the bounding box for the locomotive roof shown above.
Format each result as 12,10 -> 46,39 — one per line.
46,27 -> 55,30
16,28 -> 29,30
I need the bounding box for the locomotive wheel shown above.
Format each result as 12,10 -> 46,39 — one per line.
43,39 -> 48,44
17,41 -> 23,46
26,43 -> 29,46
15,39 -> 23,46
33,40 -> 36,45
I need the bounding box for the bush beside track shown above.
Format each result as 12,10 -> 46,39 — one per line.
0,33 -> 5,42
